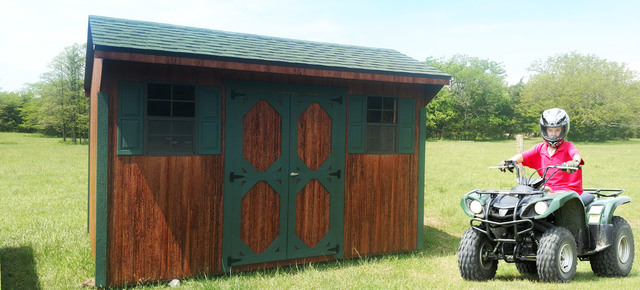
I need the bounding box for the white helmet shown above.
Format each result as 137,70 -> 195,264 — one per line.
540,108 -> 570,148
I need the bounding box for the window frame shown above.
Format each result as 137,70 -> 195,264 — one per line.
144,82 -> 198,156
365,96 -> 399,154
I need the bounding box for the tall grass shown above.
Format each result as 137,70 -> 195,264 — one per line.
1,132 -> 638,288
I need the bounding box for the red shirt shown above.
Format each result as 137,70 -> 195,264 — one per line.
521,141 -> 584,194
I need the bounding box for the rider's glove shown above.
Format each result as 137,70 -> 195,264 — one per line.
565,160 -> 580,173
499,160 -> 514,173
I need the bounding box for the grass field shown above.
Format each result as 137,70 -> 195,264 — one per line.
1,132 -> 639,289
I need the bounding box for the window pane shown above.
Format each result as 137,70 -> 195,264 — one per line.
366,124 -> 396,153
172,135 -> 195,153
148,83 -> 171,100
173,101 -> 195,117
148,101 -> 171,116
367,110 -> 382,123
382,111 -> 396,123
173,85 -> 195,101
148,120 -> 170,135
367,97 -> 382,110
172,120 -> 194,135
148,135 -> 171,153
382,97 -> 396,110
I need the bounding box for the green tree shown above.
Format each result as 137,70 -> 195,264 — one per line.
0,91 -> 23,131
519,52 -> 640,141
425,55 -> 511,139
35,43 -> 88,143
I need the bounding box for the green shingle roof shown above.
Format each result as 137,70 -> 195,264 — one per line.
88,15 -> 449,80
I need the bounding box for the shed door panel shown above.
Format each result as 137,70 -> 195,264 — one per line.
223,89 -> 345,268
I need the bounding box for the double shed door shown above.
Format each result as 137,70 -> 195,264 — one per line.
223,85 -> 345,269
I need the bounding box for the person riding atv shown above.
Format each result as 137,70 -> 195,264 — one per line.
457,109 -> 634,282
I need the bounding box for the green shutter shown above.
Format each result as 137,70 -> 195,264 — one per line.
397,97 -> 415,154
198,86 -> 222,154
117,81 -> 144,155
347,95 -> 366,153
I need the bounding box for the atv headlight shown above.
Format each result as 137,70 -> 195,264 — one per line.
534,201 -> 548,215
469,200 -> 483,214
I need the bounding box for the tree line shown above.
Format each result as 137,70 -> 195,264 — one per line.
424,52 -> 640,141
0,43 -> 87,143
1,46 -> 639,143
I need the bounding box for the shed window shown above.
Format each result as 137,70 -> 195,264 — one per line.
146,83 -> 196,155
347,95 -> 415,154
366,96 -> 398,153
117,81 -> 221,156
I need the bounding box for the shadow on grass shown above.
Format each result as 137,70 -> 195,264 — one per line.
421,225 -> 461,257
0,246 -> 41,289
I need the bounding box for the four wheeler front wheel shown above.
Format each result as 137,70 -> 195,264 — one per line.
458,227 -> 498,281
590,216 -> 635,277
537,226 -> 577,282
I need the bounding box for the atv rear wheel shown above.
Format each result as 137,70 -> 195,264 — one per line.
537,227 -> 577,282
458,228 -> 498,281
590,216 -> 635,277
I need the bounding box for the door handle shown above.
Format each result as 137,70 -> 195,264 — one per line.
289,172 -> 299,177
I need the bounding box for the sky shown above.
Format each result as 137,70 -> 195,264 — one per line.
1,0 -> 639,92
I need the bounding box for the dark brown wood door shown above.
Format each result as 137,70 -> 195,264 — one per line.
222,87 -> 345,269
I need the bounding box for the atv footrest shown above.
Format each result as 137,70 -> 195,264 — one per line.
471,217 -> 534,242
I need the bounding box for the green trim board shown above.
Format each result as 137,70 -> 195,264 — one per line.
417,107 -> 427,250
95,92 -> 109,287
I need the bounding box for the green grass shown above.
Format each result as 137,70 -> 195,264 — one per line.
1,132 -> 639,289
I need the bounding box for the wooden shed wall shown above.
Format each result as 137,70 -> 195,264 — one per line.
94,59 -> 438,285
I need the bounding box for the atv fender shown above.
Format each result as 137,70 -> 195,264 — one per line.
585,196 -> 631,225
532,191 -> 581,219
585,196 -> 631,254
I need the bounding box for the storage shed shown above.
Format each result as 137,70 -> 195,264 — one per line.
85,15 -> 450,287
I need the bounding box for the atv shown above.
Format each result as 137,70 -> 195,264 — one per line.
458,160 -> 634,282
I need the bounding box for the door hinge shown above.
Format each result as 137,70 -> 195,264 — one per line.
229,172 -> 245,182
230,90 -> 246,100
227,256 -> 242,266
328,244 -> 340,254
329,169 -> 341,179
331,95 -> 343,104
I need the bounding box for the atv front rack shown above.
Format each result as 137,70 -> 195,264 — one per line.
468,189 -> 545,244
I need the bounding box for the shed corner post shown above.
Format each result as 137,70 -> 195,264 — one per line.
416,107 -> 427,250
95,91 -> 109,287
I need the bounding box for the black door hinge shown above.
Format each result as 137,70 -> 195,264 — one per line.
329,169 -> 341,179
230,172 -> 245,182
227,256 -> 242,266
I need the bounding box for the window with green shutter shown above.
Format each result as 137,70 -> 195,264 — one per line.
347,95 -> 415,154
116,81 -> 221,156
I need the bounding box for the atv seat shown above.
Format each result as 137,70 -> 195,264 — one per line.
580,192 -> 595,206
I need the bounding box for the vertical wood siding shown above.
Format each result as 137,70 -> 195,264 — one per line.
98,59 -> 440,285
103,62 -> 225,285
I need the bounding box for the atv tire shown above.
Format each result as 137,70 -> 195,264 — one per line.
458,227 -> 498,281
590,216 -> 635,277
537,227 -> 577,282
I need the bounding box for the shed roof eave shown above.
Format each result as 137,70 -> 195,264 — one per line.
93,48 -> 451,86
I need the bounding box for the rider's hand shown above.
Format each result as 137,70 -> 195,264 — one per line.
565,160 -> 580,173
499,160 -> 514,173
